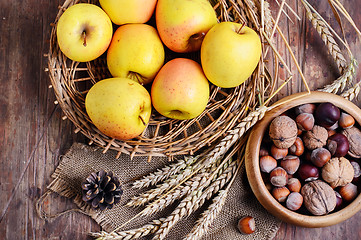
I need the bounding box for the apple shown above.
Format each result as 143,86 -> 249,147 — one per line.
201,22 -> 262,88
56,3 -> 113,62
107,24 -> 165,85
151,58 -> 210,120
156,0 -> 218,53
85,77 -> 152,140
99,0 -> 157,25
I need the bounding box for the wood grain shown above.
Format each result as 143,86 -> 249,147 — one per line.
0,0 -> 360,239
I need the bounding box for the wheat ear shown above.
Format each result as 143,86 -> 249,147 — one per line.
341,81 -> 361,101
303,2 -> 347,73
132,156 -> 197,189
90,218 -> 164,240
320,58 -> 357,93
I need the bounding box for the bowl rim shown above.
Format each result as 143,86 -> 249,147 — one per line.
245,91 -> 361,228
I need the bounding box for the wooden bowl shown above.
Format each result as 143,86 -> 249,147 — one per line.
245,91 -> 361,227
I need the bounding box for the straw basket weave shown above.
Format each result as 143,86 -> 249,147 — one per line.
47,0 -> 274,160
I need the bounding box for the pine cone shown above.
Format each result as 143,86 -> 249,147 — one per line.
81,170 -> 123,210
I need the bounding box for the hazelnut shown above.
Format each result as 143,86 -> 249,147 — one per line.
310,148 -> 331,167
238,216 -> 256,235
298,163 -> 319,182
295,103 -> 316,115
270,167 -> 288,187
314,102 -> 341,128
335,191 -> 343,210
327,133 -> 349,157
339,112 -> 355,129
287,178 -> 302,192
303,125 -> 328,150
301,180 -> 336,215
338,183 -> 358,202
280,155 -> 300,175
259,146 -> 270,157
272,186 -> 290,202
269,116 -> 298,149
259,156 -> 277,173
271,145 -> 288,160
289,137 -> 304,156
327,129 -> 336,138
322,157 -> 354,188
286,192 -> 303,211
350,160 -> 361,180
296,113 -> 315,131
342,126 -> 361,158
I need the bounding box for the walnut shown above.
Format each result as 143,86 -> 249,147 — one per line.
321,157 -> 354,188
342,126 -> 361,158
269,116 -> 297,149
303,125 -> 328,150
300,180 -> 336,215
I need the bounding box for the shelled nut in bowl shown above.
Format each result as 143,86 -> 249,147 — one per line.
245,91 -> 361,227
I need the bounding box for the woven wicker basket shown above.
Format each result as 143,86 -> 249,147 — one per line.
47,0 -> 274,159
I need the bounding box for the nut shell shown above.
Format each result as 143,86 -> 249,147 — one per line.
321,157 -> 354,188
342,126 -> 361,158
269,116 -> 298,149
303,125 -> 328,150
301,180 -> 336,215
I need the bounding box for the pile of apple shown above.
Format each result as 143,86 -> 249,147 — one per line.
56,0 -> 262,140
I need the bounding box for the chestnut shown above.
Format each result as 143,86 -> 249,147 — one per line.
270,167 -> 288,187
310,147 -> 331,167
272,186 -> 290,202
238,216 -> 256,235
350,160 -> 361,183
289,137 -> 305,156
259,156 -> 277,173
294,103 -> 316,115
327,133 -> 349,157
287,178 -> 302,192
296,113 -> 315,131
280,155 -> 300,175
338,183 -> 358,202
298,163 -> 319,182
314,102 -> 340,128
271,145 -> 288,160
339,112 -> 355,129
286,192 -> 303,211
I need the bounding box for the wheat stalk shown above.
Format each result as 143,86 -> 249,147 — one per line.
184,159 -> 242,240
90,218 -> 165,240
320,58 -> 357,93
132,156 -> 198,189
303,1 -> 347,74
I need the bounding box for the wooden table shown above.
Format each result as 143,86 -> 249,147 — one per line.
1,0 -> 361,239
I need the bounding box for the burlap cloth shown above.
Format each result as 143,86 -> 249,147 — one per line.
43,142 -> 281,239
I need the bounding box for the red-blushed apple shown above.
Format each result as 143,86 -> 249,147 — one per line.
85,78 -> 152,140
156,0 -> 217,53
56,3 -> 113,62
151,58 -> 210,120
201,22 -> 262,88
99,0 -> 157,25
107,24 -> 165,85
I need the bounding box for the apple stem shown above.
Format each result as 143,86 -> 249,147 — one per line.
82,31 -> 87,47
139,116 -> 146,126
237,22 -> 246,34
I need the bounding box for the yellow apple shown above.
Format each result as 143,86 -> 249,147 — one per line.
107,24 -> 165,85
201,22 -> 262,88
85,78 -> 152,140
99,0 -> 157,25
151,58 -> 210,120
156,0 -> 217,53
56,3 -> 113,62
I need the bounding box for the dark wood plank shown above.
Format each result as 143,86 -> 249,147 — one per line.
0,0 -> 360,239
